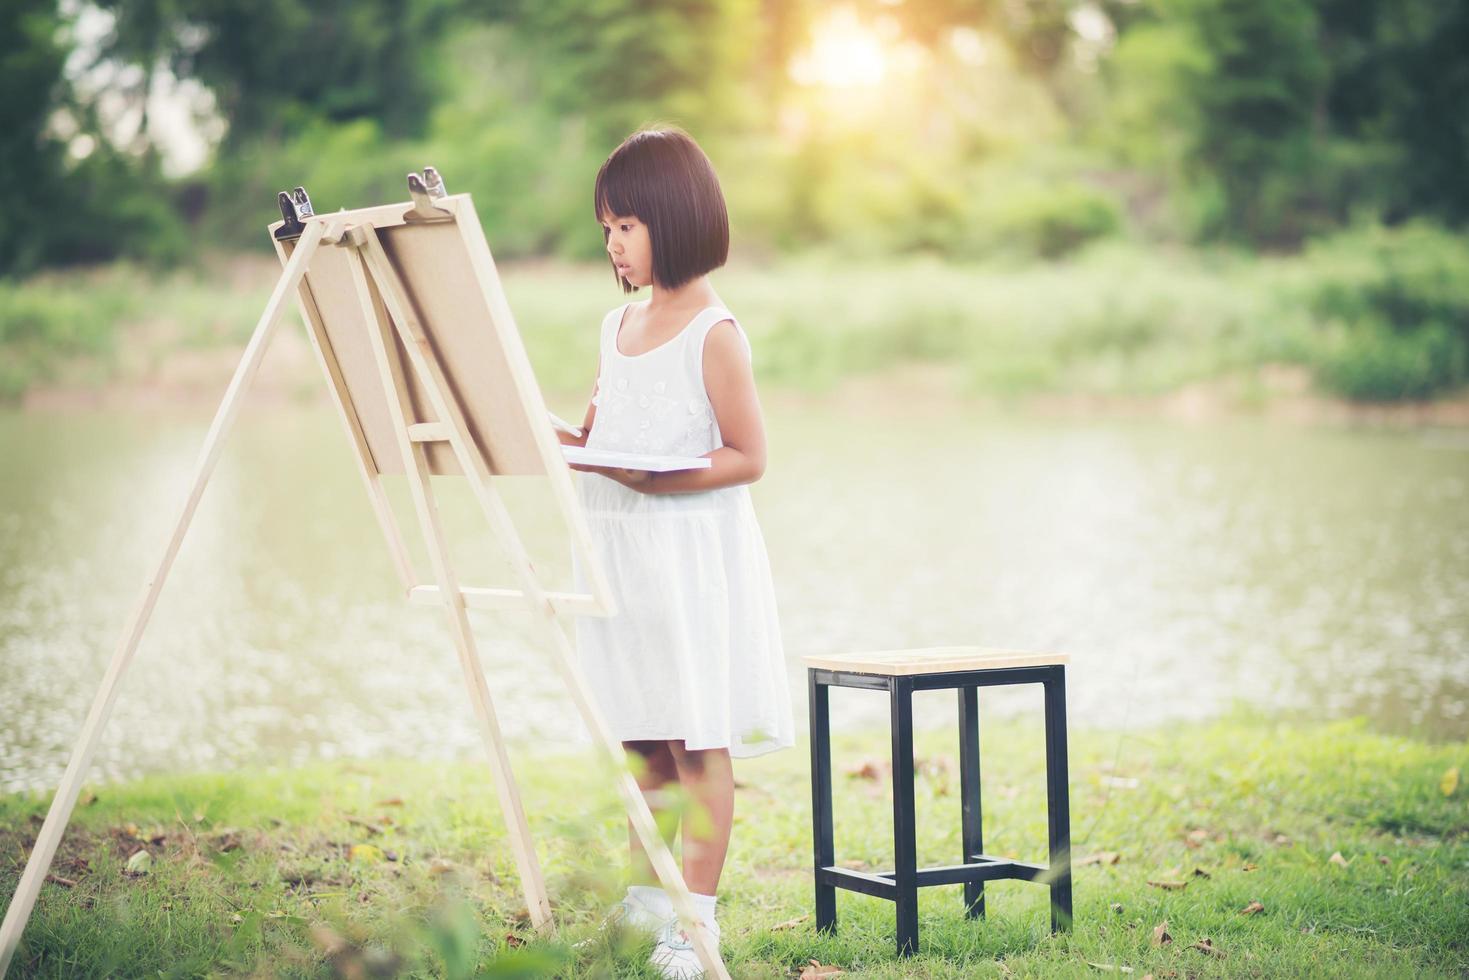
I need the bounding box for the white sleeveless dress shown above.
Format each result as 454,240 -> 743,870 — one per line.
570,302 -> 795,758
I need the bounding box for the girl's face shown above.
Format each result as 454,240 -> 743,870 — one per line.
601,211 -> 653,289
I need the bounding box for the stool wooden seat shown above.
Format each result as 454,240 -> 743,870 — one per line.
804,646 -> 1073,956
803,646 -> 1069,676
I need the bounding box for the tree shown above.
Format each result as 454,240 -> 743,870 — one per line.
1174,0 -> 1328,243
91,0 -> 463,149
0,1 -> 71,274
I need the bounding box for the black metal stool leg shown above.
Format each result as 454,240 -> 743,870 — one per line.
958,685 -> 985,918
809,671 -> 836,933
1043,667 -> 1073,933
890,676 -> 918,955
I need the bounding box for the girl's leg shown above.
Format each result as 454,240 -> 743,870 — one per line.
667,744 -> 734,894
624,739 -> 680,885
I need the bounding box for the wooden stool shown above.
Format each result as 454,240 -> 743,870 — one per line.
804,647 -> 1073,955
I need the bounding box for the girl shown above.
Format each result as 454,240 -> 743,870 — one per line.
559,126 -> 795,978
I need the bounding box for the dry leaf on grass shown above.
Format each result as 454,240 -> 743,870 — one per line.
1239,900 -> 1265,915
769,914 -> 810,932
1329,851 -> 1349,868
1079,851 -> 1121,866
1191,937 -> 1226,957
505,934 -> 525,948
1110,903 -> 1125,914
376,796 -> 405,807
345,815 -> 383,835
799,959 -> 844,978
1441,766 -> 1459,798
1146,879 -> 1187,890
44,874 -> 77,888
1152,920 -> 1172,946
1085,962 -> 1134,972
1191,866 -> 1211,878
845,759 -> 887,781
1241,862 -> 1259,872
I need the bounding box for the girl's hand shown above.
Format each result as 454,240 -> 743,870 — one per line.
567,462 -> 654,491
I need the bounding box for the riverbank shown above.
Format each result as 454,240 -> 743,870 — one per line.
6,227 -> 1469,424
2,714 -> 1465,977
13,318 -> 1469,430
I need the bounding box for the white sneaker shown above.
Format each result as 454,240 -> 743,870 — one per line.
575,890 -> 673,948
650,916 -> 721,979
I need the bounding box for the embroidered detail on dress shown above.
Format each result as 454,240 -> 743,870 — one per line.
583,311 -> 731,458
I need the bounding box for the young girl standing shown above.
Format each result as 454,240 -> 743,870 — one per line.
560,127 -> 794,978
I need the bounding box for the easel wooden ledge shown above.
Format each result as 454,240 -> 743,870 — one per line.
0,173 -> 730,980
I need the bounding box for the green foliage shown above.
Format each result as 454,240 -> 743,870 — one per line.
1170,0 -> 1328,244
970,180 -> 1123,260
1292,222 -> 1469,399
1101,0 -> 1469,244
93,0 -> 461,145
1302,223 -> 1469,336
1314,319 -> 1467,402
0,275 -> 130,399
8,0 -> 1469,271
198,117 -> 424,249
0,2 -> 193,275
505,0 -> 759,149
38,146 -> 192,266
0,0 -> 69,276
1313,0 -> 1469,225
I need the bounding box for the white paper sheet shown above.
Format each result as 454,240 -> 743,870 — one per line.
561,445 -> 713,472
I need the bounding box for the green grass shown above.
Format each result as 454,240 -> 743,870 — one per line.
2,713 -> 1465,977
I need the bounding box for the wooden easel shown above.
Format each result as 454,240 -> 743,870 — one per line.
0,172 -> 730,980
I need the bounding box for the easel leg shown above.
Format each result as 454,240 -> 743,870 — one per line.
0,222 -> 331,976
345,243 -> 552,931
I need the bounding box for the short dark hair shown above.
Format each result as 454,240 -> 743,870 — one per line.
593,126 -> 729,293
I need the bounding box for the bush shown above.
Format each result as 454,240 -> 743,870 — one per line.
1314,319 -> 1467,401
1304,223 -> 1469,337
0,278 -> 132,400
957,181 -> 1123,262
1292,222 -> 1469,400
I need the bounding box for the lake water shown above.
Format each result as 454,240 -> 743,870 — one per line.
2,395 -> 1466,792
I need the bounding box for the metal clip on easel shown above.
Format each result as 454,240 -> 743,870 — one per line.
273,186 -> 314,241
406,166 -> 453,222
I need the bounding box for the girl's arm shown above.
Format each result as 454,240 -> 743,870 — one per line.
555,353 -> 601,448
631,320 -> 767,494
